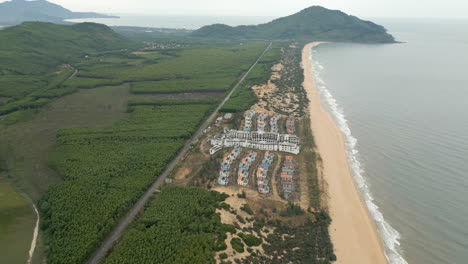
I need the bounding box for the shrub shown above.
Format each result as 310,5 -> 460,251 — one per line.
240,204 -> 253,215
231,237 -> 245,253
280,202 -> 305,217
239,233 -> 262,247
220,253 -> 228,260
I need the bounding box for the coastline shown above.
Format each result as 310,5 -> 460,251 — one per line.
302,42 -> 388,264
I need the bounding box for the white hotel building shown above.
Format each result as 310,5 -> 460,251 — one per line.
211,128 -> 300,155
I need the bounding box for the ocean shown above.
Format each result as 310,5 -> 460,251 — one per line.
310,19 -> 468,264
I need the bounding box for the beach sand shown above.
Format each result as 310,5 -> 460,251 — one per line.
302,42 -> 388,264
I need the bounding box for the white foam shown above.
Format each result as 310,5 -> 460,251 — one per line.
309,47 -> 409,264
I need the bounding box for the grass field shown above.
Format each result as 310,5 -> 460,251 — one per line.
0,85 -> 136,200
0,84 -> 147,263
0,180 -> 35,264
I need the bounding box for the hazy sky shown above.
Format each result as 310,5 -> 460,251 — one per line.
3,0 -> 468,18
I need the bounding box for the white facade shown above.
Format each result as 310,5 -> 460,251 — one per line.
211,128 -> 300,155
209,145 -> 223,155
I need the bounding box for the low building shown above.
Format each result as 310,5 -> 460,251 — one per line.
257,113 -> 268,132
223,113 -> 233,121
217,147 -> 242,185
270,114 -> 281,133
256,151 -> 274,194
215,116 -> 223,126
237,151 -> 257,186
286,116 -> 296,134
280,156 -> 296,193
243,110 -> 257,131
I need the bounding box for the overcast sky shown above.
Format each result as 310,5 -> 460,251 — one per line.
4,0 -> 468,18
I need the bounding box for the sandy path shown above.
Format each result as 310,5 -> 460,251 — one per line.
302,42 -> 388,264
27,204 -> 39,264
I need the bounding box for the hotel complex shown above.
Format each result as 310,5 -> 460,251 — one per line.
212,111 -> 301,196
211,128 -> 300,155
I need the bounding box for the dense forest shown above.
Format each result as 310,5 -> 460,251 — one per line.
39,101 -> 214,264
104,186 -> 231,264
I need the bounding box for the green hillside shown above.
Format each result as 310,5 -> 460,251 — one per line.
0,22 -> 131,75
0,22 -> 135,116
193,6 -> 395,43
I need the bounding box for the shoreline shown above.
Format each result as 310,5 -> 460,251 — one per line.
302,42 -> 388,264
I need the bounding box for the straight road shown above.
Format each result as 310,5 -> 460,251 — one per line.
87,41 -> 273,264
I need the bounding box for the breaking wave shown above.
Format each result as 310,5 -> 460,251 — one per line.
309,47 -> 409,264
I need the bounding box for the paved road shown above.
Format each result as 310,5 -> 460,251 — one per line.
87,41 -> 273,264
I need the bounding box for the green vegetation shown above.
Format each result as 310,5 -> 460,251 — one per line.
0,22 -> 269,263
0,19 -> 339,264
221,43 -> 282,113
237,190 -> 247,199
301,118 -> 321,209
280,202 -> 305,217
240,204 -> 254,215
74,42 -> 267,87
0,22 -> 267,119
0,22 -> 131,75
0,181 -> 35,264
0,22 -> 134,117
38,100 -> 214,264
268,42 -> 309,116
245,212 -> 336,263
193,6 -> 395,43
128,98 -> 219,106
238,233 -> 262,247
0,109 -> 37,127
103,186 -> 229,264
220,224 -> 237,234
130,77 -> 235,94
230,237 -> 245,253
62,78 -> 123,89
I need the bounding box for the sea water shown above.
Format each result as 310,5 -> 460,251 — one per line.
310,19 -> 468,264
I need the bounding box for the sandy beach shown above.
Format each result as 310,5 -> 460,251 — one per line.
302,42 -> 388,264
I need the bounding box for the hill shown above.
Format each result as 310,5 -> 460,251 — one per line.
0,0 -> 117,25
0,22 -> 131,75
0,21 -> 134,107
193,6 -> 395,43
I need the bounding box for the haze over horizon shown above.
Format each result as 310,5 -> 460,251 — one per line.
0,0 -> 467,19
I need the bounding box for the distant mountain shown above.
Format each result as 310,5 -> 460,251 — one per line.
193,6 -> 395,43
0,0 -> 118,25
0,22 -> 132,74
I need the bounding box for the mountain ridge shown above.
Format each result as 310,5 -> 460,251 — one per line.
0,0 -> 118,25
193,6 -> 395,43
